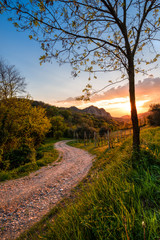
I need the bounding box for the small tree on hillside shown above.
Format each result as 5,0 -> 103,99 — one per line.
49,116 -> 66,139
148,104 -> 160,126
1,0 -> 160,151
0,59 -> 26,99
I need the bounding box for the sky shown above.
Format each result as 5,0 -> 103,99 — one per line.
57,77 -> 160,116
0,11 -> 160,117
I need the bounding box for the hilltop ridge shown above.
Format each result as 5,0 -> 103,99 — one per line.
70,105 -> 112,120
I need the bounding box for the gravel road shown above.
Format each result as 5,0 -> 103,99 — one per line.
0,140 -> 94,240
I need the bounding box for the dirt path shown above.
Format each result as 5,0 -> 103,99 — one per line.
0,140 -> 94,240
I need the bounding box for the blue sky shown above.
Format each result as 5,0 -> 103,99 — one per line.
0,12 -> 95,103
0,11 -> 160,116
0,12 -> 120,104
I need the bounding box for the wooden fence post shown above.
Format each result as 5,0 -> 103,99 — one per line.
107,130 -> 110,149
76,132 -> 79,142
104,133 -> 107,146
124,129 -> 126,138
94,132 -> 97,147
84,131 -> 87,146
73,131 -> 76,140
120,130 -> 122,139
117,130 -> 119,142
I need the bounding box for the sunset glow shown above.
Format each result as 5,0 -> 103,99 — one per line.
56,96 -> 150,117
55,77 -> 160,117
78,98 -> 150,117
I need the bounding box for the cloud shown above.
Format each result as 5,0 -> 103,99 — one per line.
56,96 -> 84,108
136,78 -> 160,97
91,85 -> 129,101
91,77 -> 160,102
57,97 -> 76,103
57,77 -> 160,105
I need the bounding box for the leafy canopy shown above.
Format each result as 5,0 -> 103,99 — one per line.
1,1 -> 160,75
0,98 -> 51,154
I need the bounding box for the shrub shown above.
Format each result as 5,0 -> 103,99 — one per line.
36,151 -> 44,160
148,104 -> 160,126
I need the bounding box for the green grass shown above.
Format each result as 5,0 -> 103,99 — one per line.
0,138 -> 59,182
17,127 -> 160,240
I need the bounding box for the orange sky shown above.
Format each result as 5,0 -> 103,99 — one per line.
56,77 -> 160,117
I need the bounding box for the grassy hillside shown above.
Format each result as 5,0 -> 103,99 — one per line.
17,127 -> 160,240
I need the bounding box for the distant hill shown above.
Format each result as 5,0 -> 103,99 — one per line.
31,99 -> 150,128
121,115 -> 130,120
70,105 -> 151,123
138,111 -> 151,119
120,112 -> 151,120
113,116 -> 129,123
113,111 -> 151,123
70,105 -> 112,121
69,106 -> 80,112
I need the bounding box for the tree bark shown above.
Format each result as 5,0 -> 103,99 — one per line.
128,58 -> 140,152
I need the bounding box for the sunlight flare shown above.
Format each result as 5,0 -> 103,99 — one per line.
91,97 -> 149,116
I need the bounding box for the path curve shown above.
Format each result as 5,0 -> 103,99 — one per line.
0,140 -> 94,240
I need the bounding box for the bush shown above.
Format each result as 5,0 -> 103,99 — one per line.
99,126 -> 108,137
148,104 -> 160,126
2,145 -> 33,170
54,130 -> 63,139
64,128 -> 75,138
0,171 -> 12,181
36,151 -> 44,160
49,116 -> 66,139
17,162 -> 38,174
76,124 -> 96,139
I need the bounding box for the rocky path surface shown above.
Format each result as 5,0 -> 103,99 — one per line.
0,140 -> 94,240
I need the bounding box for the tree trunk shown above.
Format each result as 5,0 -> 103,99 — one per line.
128,59 -> 140,152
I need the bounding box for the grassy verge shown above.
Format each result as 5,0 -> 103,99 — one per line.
0,138 -> 59,182
17,127 -> 160,240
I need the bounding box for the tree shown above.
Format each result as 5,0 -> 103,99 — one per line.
76,123 -> 96,139
0,98 -> 51,169
148,104 -> 160,126
1,0 -> 160,151
0,59 -> 26,99
49,116 -> 66,139
99,125 -> 109,137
